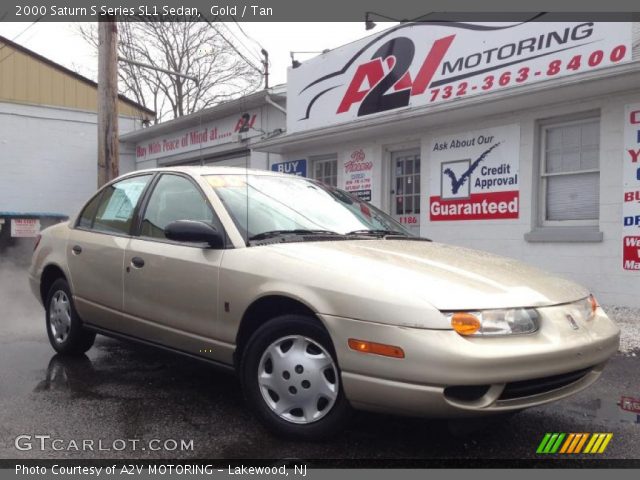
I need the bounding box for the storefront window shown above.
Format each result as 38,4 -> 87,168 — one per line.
541,116 -> 600,224
311,155 -> 338,187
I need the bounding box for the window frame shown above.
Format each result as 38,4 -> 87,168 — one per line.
133,172 -> 229,249
538,114 -> 601,228
310,154 -> 338,187
73,173 -> 156,238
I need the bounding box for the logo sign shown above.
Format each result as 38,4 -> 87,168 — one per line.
287,22 -> 631,133
536,433 -> 613,455
343,148 -> 373,201
430,124 -> 520,221
10,218 -> 40,238
135,111 -> 260,162
271,159 -> 307,177
623,236 -> 640,270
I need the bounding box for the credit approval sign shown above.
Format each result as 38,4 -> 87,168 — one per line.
429,124 -> 520,221
287,22 -> 631,133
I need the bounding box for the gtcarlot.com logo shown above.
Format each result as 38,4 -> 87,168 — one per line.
536,433 -> 613,454
14,435 -> 194,452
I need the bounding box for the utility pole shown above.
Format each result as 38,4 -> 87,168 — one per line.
97,17 -> 118,187
261,49 -> 269,89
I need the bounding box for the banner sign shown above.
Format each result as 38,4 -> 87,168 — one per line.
135,111 -> 260,162
11,218 -> 40,237
287,22 -> 631,133
429,124 -> 520,221
343,148 -> 373,201
271,159 -> 307,176
623,103 -> 640,270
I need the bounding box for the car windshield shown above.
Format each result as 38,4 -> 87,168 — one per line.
205,174 -> 413,243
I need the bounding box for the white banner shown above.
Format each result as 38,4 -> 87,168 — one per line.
135,110 -> 261,162
623,103 -> 640,271
288,22 -> 631,133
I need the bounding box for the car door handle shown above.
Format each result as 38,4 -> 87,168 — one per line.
131,256 -> 145,269
72,245 -> 82,255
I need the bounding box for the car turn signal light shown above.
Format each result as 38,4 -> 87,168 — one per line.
348,339 -> 405,358
450,312 -> 482,336
588,294 -> 599,316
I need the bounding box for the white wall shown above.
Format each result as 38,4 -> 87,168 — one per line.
0,102 -> 142,217
277,89 -> 640,308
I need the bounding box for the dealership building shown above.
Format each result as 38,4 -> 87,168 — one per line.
254,21 -> 640,308
119,86 -> 286,170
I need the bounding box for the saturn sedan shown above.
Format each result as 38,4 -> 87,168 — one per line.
29,167 -> 620,439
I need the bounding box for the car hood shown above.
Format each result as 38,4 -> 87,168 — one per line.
263,239 -> 589,311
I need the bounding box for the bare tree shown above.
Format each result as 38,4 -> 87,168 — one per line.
79,19 -> 263,123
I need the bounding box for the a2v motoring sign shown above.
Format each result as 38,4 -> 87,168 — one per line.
287,22 -> 631,133
429,124 -> 520,221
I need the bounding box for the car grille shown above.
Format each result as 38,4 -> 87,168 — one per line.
499,367 -> 593,400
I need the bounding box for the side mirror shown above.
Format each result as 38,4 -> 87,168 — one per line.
164,220 -> 224,248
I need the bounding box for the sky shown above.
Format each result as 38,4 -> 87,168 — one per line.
0,21 -> 394,88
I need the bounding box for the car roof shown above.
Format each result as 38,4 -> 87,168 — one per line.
124,165 -> 296,180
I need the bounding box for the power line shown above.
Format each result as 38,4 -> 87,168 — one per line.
217,21 -> 263,65
202,17 -> 263,75
229,16 -> 269,66
4,18 -> 41,44
0,18 -> 42,64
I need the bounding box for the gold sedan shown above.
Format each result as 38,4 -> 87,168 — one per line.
29,167 -> 620,439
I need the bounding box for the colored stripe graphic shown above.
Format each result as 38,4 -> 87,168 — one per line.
537,433 -> 613,454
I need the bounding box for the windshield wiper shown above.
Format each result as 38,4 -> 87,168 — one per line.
249,229 -> 342,241
345,229 -> 408,237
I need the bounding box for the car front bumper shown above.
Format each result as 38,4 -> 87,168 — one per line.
319,307 -> 620,417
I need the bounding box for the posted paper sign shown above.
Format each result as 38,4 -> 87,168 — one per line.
11,218 -> 40,237
343,148 -> 373,201
429,124 -> 520,221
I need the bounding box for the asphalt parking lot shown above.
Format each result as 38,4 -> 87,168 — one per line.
1,262 -> 639,462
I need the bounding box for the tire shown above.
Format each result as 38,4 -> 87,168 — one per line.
240,314 -> 351,440
45,278 -> 96,355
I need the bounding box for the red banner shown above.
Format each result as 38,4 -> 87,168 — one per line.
430,190 -> 519,221
623,236 -> 640,270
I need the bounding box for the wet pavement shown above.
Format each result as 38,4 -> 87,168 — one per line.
1,308 -> 639,462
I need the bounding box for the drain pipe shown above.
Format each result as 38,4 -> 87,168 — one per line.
265,94 -> 286,115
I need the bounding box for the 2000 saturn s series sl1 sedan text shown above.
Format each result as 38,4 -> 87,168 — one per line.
29,167 -> 620,439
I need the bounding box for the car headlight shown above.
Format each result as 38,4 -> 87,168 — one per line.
445,308 -> 540,336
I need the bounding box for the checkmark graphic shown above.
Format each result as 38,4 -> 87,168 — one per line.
443,142 -> 502,194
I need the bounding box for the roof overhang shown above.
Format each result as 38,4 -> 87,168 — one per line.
120,87 -> 286,144
255,61 -> 640,154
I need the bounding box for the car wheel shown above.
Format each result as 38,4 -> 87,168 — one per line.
240,314 -> 351,439
45,278 -> 96,355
